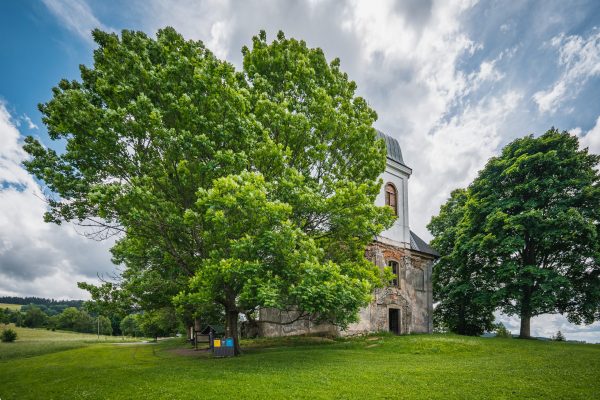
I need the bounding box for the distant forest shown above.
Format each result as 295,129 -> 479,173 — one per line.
1,296 -> 83,309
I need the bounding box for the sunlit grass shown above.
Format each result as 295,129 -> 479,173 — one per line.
0,303 -> 22,311
0,324 -> 145,361
0,332 -> 598,399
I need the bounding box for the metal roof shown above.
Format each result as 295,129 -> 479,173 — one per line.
410,230 -> 440,258
376,130 -> 405,165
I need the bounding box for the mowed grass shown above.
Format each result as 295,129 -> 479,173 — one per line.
0,333 -> 598,399
0,324 -> 144,361
0,303 -> 22,311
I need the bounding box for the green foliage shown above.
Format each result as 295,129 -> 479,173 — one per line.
138,308 -> 179,340
494,323 -> 513,339
98,316 -> 113,336
428,189 -> 495,335
57,307 -> 95,333
429,129 -> 600,338
24,27 -> 392,354
1,328 -> 17,342
553,330 -> 566,341
23,305 -> 48,328
119,314 -> 142,337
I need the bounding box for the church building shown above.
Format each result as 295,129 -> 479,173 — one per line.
258,131 -> 439,336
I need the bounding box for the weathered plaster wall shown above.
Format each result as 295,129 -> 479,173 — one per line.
257,241 -> 434,338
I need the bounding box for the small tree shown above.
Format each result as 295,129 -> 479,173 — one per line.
1,328 -> 17,342
494,323 -> 512,339
120,314 -> 142,337
23,305 -> 48,328
553,330 -> 566,341
138,308 -> 178,341
98,315 -> 113,336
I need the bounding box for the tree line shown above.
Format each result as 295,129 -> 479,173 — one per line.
0,296 -> 84,308
0,304 -> 180,340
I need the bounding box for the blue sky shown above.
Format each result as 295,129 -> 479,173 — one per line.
0,0 -> 599,342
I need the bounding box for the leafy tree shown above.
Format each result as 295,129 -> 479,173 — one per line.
23,28 -> 392,355
553,330 -> 566,341
428,189 -> 496,335
12,312 -> 23,327
138,308 -> 179,340
97,315 -> 113,336
178,172 -> 381,353
24,28 -> 258,318
23,305 -> 48,328
57,307 -> 95,333
0,308 -> 8,324
464,129 -> 600,338
493,323 -> 512,339
120,314 -> 142,337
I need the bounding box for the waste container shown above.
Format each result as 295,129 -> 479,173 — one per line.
213,337 -> 235,357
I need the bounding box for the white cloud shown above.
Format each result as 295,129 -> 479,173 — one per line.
573,115 -> 600,155
134,0 -> 234,59
533,29 -> 600,114
42,0 -> 112,43
409,90 -> 522,235
22,114 -> 38,130
0,101 -> 115,300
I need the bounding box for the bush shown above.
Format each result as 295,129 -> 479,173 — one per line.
1,328 -> 17,342
494,323 -> 512,339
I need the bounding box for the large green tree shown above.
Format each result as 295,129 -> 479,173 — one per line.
24,28 -> 392,354
430,129 -> 600,338
428,189 -> 496,335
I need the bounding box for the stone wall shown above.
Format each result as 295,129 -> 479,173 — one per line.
257,240 -> 434,337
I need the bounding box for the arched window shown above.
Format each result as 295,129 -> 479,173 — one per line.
388,260 -> 399,286
385,183 -> 397,215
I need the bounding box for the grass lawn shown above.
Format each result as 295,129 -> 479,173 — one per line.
0,303 -> 22,311
0,324 -> 144,361
0,332 -> 598,399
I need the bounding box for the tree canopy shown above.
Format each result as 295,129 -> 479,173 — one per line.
429,129 -> 600,337
24,28 -> 393,354
428,189 -> 495,335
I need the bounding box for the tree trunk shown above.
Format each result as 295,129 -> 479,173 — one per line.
225,308 -> 241,356
519,313 -> 531,339
519,284 -> 533,339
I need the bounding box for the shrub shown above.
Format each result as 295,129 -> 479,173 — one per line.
494,323 -> 512,339
1,328 -> 17,342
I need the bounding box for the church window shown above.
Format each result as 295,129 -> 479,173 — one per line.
388,260 -> 399,286
385,183 -> 397,215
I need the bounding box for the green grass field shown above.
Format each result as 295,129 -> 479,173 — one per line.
0,324 -> 144,361
0,330 -> 598,399
0,303 -> 22,311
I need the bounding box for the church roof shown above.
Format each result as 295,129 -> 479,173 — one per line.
376,130 -> 405,165
410,230 -> 440,258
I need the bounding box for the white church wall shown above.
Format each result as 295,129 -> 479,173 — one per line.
375,161 -> 411,245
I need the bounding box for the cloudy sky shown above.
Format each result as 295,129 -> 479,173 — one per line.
1,0 -> 599,341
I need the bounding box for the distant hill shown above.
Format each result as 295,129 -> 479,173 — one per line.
0,297 -> 85,316
0,296 -> 84,308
